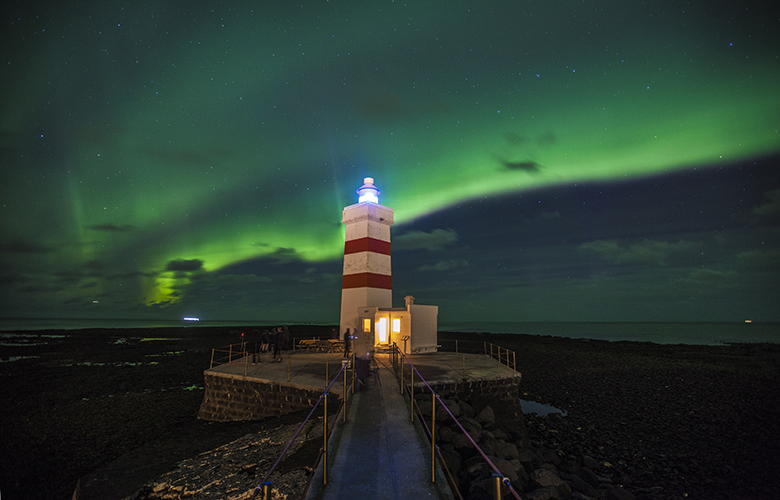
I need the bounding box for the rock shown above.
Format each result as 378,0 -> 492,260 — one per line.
559,471 -> 600,498
524,485 -> 562,500
438,425 -> 456,444
560,463 -> 600,488
538,448 -> 560,465
416,399 -> 433,417
571,492 -> 599,500
439,398 -> 461,418
494,440 -> 520,460
437,444 -> 462,476
581,455 -> 600,470
475,405 -> 496,425
452,432 -> 476,449
492,457 -> 520,483
530,468 -> 565,489
459,416 -> 483,436
605,485 -> 636,500
517,448 -> 541,475
457,399 -> 475,418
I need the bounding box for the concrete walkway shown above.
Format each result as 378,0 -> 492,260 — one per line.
305,356 -> 454,500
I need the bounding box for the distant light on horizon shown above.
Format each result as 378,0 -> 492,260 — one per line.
183,317 -> 200,322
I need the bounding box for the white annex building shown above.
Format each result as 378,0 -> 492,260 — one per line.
339,178 -> 438,356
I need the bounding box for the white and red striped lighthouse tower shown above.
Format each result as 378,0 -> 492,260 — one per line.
339,177 -> 394,339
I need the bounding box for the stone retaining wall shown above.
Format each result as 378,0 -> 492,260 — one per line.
420,375 -> 525,434
197,370 -> 341,422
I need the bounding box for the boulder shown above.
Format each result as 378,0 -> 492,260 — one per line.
452,432 -> 476,449
475,405 -> 496,425
538,448 -> 561,465
530,468 -> 565,489
581,455 -> 600,470
439,398 -> 461,418
524,485 -> 562,500
605,486 -> 636,500
457,399 -> 475,418
560,463 -> 600,488
559,471 -> 600,498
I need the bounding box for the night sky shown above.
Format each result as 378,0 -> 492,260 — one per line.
1,1 -> 779,324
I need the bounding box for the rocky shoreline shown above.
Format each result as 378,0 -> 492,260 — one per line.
1,326 -> 778,499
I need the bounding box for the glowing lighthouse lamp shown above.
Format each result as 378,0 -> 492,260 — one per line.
357,177 -> 380,204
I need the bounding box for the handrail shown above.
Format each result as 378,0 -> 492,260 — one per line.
209,342 -> 249,368
438,339 -> 518,372
250,360 -> 350,500
392,343 -> 523,500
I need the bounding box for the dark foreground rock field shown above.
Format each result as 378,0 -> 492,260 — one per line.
1,326 -> 778,500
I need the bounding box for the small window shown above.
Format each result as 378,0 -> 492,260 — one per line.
362,318 -> 371,332
392,318 -> 401,333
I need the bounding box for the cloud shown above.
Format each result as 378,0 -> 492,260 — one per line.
87,223 -> 140,232
166,259 -> 205,272
737,249 -> 780,270
752,189 -> 780,217
417,259 -> 469,272
687,268 -> 739,282
498,158 -> 541,173
0,239 -> 53,254
394,228 -> 458,251
579,239 -> 697,265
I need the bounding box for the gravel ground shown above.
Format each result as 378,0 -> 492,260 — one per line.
440,331 -> 780,499
2,326 -> 778,500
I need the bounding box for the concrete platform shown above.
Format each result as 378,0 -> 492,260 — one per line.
207,349 -> 519,391
202,349 -> 520,497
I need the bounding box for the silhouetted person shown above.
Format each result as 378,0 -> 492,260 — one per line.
271,328 -> 280,361
343,328 -> 351,358
261,329 -> 270,353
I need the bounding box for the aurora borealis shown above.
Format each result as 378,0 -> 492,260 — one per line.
1,1 -> 779,324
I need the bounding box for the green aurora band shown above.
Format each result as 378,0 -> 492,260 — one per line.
1,0 -> 778,310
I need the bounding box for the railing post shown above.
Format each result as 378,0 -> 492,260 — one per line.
400,354 -> 404,394
484,341 -> 487,355
262,481 -> 272,500
493,474 -> 503,500
288,357 -> 291,382
323,392 -> 328,485
410,365 -> 414,422
351,352 -> 356,394
244,351 -> 248,376
431,392 -> 436,483
210,348 -> 215,369
229,344 -> 233,363
513,351 -> 516,372
342,360 -> 348,423
455,339 -> 459,353
462,354 -> 466,378
326,361 -> 329,387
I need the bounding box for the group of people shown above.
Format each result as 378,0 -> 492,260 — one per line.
251,326 -> 289,362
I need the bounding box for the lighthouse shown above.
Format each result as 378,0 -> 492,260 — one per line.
339,178 -> 394,340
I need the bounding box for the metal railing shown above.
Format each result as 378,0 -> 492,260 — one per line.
390,343 -> 523,500
209,341 -> 249,368
437,339 -> 518,372
250,355 -> 355,500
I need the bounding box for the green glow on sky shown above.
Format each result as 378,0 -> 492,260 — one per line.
1,0 -> 778,316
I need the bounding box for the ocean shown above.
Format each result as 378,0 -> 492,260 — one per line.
0,318 -> 778,346
438,321 -> 780,346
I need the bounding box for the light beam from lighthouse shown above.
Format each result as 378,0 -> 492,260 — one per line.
339,177 -> 394,340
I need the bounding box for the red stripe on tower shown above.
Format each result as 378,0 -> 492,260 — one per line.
344,237 -> 391,255
342,272 -> 392,289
